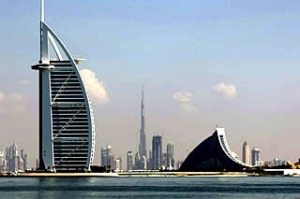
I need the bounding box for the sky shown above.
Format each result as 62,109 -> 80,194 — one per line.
1,0 -> 300,167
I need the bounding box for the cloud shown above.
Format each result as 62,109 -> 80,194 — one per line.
18,80 -> 30,85
0,92 -> 26,113
173,92 -> 193,103
173,92 -> 197,112
0,92 -> 5,101
212,82 -> 237,100
80,69 -> 109,105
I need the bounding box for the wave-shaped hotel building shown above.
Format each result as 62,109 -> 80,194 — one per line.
31,0 -> 95,172
180,128 -> 251,171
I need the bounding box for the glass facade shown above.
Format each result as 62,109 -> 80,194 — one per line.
50,61 -> 94,171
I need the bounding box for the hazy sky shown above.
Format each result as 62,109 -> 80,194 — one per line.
1,0 -> 300,167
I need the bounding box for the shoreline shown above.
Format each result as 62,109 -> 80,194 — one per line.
1,169 -> 299,177
0,171 -> 259,177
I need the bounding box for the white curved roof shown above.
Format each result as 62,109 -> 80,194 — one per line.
216,128 -> 252,168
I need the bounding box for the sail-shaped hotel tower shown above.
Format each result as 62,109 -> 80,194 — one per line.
31,0 -> 95,171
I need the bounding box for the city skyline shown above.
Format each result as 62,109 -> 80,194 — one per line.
0,143 -> 29,172
1,0 -> 300,167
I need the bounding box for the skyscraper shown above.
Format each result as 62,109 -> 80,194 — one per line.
23,154 -> 29,171
106,145 -> 113,167
148,150 -> 152,169
100,148 -> 107,166
139,87 -> 147,158
242,141 -> 250,165
11,143 -> 19,171
127,151 -> 134,170
20,149 -> 29,171
0,151 -> 5,171
152,136 -> 162,170
161,153 -> 167,169
115,157 -> 122,171
251,148 -> 261,166
167,142 -> 175,170
141,156 -> 147,170
134,152 -> 141,169
31,0 -> 95,171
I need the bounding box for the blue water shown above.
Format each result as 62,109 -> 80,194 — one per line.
0,176 -> 300,198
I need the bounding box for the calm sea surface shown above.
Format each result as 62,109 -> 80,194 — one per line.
0,176 -> 299,199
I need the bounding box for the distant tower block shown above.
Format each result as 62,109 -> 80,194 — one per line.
31,0 -> 95,171
127,151 -> 134,170
167,142 -> 175,170
152,136 -> 162,170
242,141 -> 250,165
251,148 -> 261,166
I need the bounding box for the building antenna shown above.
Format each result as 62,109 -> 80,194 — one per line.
40,0 -> 46,62
142,84 -> 144,102
41,0 -> 45,23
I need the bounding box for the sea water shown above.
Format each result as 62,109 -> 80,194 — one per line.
0,176 -> 299,199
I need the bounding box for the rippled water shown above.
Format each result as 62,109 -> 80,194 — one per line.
0,176 -> 300,198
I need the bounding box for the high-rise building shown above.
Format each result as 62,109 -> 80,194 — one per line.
20,149 -> 29,171
167,142 -> 175,170
31,0 -> 95,171
152,136 -> 162,170
36,159 -> 39,170
5,147 -> 11,170
133,153 -> 147,170
0,151 -> 5,171
23,154 -> 29,171
109,155 -> 115,170
134,152 -> 141,169
2,160 -> 7,172
176,160 -> 183,170
242,141 -> 250,165
106,145 -> 113,167
127,151 -> 134,170
148,150 -> 152,169
100,148 -> 107,166
141,156 -> 147,170
161,153 -> 167,169
251,148 -> 260,166
20,150 -> 24,160
139,87 -> 147,158
115,157 -> 122,171
18,156 -> 24,171
11,143 -> 19,171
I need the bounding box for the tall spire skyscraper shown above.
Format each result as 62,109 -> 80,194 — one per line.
139,87 -> 147,158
